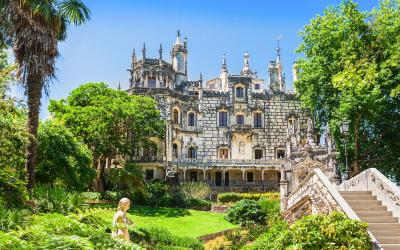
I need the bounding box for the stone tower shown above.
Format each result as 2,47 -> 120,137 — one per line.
171,30 -> 188,86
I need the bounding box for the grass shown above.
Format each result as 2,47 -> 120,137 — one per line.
89,205 -> 238,238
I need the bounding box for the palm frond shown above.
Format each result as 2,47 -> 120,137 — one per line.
57,0 -> 90,26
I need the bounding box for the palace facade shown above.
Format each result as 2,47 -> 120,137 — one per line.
127,32 -> 310,192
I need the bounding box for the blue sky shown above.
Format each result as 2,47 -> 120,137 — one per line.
11,0 -> 377,119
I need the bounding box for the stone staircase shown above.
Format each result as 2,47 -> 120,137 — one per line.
340,191 -> 400,250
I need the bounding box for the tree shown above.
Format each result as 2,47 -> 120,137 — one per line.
36,120 -> 95,191
0,0 -> 91,189
296,0 -> 400,178
0,48 -> 29,206
49,82 -> 165,191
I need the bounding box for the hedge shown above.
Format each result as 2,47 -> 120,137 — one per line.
217,192 -> 279,203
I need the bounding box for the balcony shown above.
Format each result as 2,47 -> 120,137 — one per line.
231,124 -> 251,132
131,156 -> 164,163
178,126 -> 203,133
171,158 -> 284,168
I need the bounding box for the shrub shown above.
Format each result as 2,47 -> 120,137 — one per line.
0,206 -> 30,232
130,226 -> 203,250
104,162 -> 144,190
101,190 -> 120,201
81,192 -> 102,201
258,198 -> 280,218
30,185 -> 84,214
218,192 -> 279,204
145,182 -> 172,207
178,182 -> 211,200
184,199 -> 212,211
246,212 -> 371,250
0,166 -> 29,207
225,200 -> 268,226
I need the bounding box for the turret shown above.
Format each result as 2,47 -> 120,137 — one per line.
171,30 -> 188,85
142,43 -> 146,60
241,51 -> 254,77
268,40 -> 285,92
220,54 -> 229,91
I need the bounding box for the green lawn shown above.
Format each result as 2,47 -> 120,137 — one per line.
91,205 -> 237,238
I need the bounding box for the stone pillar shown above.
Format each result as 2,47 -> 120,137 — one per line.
183,169 -> 186,183
203,169 -> 206,181
279,168 -> 289,211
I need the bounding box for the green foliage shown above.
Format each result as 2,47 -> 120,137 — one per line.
178,182 -> 211,200
258,198 -> 280,219
130,226 -> 204,250
0,49 -> 29,207
296,0 -> 400,178
184,199 -> 212,211
0,206 -> 30,232
105,162 -> 144,189
101,190 -> 120,201
224,224 -> 269,250
225,199 -> 268,226
247,212 -> 371,250
218,192 -> 279,204
0,213 -> 142,250
30,185 -> 84,214
81,192 -> 102,201
145,182 -> 172,207
36,121 -> 95,190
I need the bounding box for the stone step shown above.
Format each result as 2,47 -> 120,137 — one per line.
341,195 -> 376,200
361,216 -> 398,223
355,210 -> 393,217
339,191 -> 372,195
372,229 -> 400,237
376,236 -> 400,244
380,244 -> 400,250
346,200 -> 382,206
369,223 -> 400,230
351,205 -> 387,211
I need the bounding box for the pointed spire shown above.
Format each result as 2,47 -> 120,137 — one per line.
159,44 -> 163,60
175,30 -> 182,45
221,54 -> 228,73
276,35 -> 282,63
241,51 -> 253,76
244,51 -> 250,67
199,72 -> 203,82
118,81 -> 121,90
142,43 -> 146,60
184,37 -> 187,49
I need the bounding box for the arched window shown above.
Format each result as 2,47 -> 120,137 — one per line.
188,112 -> 195,126
188,147 -> 196,158
236,87 -> 244,98
173,109 -> 179,124
172,143 -> 178,158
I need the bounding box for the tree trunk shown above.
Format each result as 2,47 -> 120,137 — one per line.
26,74 -> 43,190
352,114 -> 361,176
94,155 -> 105,192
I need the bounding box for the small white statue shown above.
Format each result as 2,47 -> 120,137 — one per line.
112,198 -> 133,242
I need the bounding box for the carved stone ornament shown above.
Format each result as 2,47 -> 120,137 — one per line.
293,155 -> 326,182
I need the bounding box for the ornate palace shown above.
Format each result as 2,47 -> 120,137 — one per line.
127,31 -> 313,192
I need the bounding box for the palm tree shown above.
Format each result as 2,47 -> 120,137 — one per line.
0,0 -> 90,189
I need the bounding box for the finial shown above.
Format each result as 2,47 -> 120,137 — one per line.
276,35 -> 282,63
177,30 -> 181,37
132,49 -> 136,64
199,72 -> 203,82
184,37 -> 187,49
142,43 -> 146,60
118,81 -> 121,90
221,54 -> 228,72
159,44 -> 163,60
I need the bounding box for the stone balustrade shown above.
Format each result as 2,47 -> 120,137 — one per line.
171,158 -> 284,167
338,168 -> 400,221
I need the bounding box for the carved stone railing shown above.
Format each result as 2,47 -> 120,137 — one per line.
338,168 -> 400,221
231,124 -> 251,132
284,168 -> 358,223
171,158 -> 284,167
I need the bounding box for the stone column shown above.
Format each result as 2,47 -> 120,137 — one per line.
183,169 -> 186,183
279,168 -> 289,211
203,169 -> 206,181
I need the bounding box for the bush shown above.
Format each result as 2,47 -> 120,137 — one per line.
130,226 -> 204,250
247,212 -> 371,250
184,199 -> 212,211
30,185 -> 84,214
0,166 -> 29,207
258,198 -> 280,218
178,182 -> 211,200
224,224 -> 269,250
218,192 -> 279,204
101,190 -> 120,201
0,206 -> 30,232
225,200 -> 268,226
145,182 -> 172,207
81,192 -> 102,201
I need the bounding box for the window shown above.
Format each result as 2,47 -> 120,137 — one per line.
254,84 -> 260,90
219,148 -> 229,159
145,170 -> 154,181
188,112 -> 195,126
172,143 -> 178,158
254,112 -> 262,128
236,115 -> 244,125
277,149 -> 286,159
188,147 -> 196,158
148,77 -> 156,88
247,172 -> 254,182
219,111 -> 228,127
236,87 -> 244,98
173,109 -> 179,124
255,149 -> 263,159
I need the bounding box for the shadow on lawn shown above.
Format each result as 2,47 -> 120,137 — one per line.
129,205 -> 191,218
